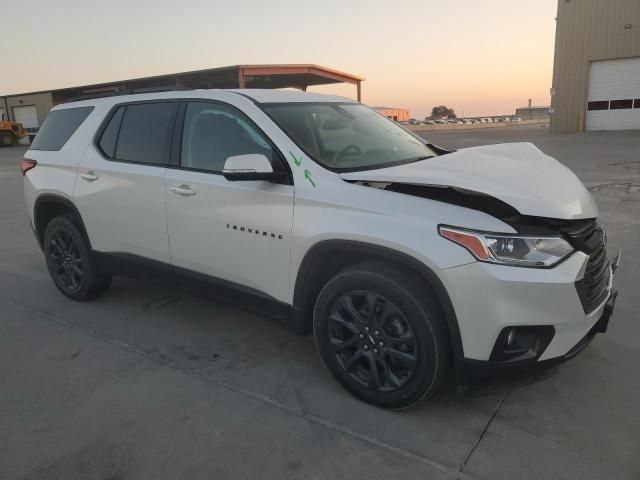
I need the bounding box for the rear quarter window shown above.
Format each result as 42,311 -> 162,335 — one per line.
30,107 -> 94,151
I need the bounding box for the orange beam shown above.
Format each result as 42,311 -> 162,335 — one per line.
241,66 -> 360,85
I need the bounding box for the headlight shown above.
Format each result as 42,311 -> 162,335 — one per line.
439,226 -> 574,268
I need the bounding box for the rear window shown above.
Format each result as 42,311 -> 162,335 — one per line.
114,103 -> 175,165
31,107 -> 93,151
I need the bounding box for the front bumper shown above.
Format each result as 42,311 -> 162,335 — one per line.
459,289 -> 618,380
441,249 -> 620,366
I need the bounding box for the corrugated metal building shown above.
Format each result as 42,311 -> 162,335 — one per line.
551,0 -> 640,132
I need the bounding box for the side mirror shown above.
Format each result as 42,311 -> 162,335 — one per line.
222,154 -> 283,182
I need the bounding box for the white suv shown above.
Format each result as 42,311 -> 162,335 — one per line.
22,89 -> 619,409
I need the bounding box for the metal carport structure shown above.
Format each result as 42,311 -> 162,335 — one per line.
49,64 -> 364,104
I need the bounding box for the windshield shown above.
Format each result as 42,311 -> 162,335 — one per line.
262,103 -> 435,171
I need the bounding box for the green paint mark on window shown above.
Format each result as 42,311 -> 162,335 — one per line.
304,169 -> 316,188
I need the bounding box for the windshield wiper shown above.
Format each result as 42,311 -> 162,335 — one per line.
409,155 -> 434,162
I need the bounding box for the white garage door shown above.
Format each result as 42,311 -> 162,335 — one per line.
12,105 -> 38,129
586,57 -> 640,131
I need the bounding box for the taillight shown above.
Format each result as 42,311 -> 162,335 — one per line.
20,159 -> 37,176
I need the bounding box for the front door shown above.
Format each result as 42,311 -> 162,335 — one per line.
164,101 -> 294,302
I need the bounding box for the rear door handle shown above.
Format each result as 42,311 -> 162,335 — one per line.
80,171 -> 98,181
169,184 -> 196,196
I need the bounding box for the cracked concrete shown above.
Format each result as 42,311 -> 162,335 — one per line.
1,125 -> 639,479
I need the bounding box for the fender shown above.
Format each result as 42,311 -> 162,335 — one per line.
292,239 -> 465,368
33,194 -> 92,250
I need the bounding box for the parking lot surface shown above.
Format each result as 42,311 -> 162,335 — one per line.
1,125 -> 638,479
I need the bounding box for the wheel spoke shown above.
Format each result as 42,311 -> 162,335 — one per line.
344,350 -> 365,373
340,295 -> 364,322
385,348 -> 417,367
386,333 -> 416,349
329,335 -> 359,352
72,270 -> 82,289
380,358 -> 403,387
50,237 -> 64,255
381,302 -> 401,323
365,293 -> 376,321
398,331 -> 416,345
329,311 -> 359,334
368,355 -> 382,389
64,268 -> 73,287
366,293 -> 386,327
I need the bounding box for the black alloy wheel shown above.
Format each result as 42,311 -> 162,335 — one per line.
44,216 -> 112,300
328,291 -> 418,392
48,229 -> 84,292
314,262 -> 450,409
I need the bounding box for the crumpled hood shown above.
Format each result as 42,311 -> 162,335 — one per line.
340,142 -> 598,220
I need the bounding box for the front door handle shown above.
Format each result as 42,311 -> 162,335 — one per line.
169,184 -> 196,196
80,171 -> 98,181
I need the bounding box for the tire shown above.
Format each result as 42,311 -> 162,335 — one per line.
313,262 -> 450,409
1,132 -> 16,147
43,215 -> 112,300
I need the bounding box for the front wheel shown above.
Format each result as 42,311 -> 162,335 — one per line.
313,262 -> 450,409
43,216 -> 112,300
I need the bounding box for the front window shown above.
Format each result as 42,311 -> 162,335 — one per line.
180,102 -> 274,173
263,103 -> 435,171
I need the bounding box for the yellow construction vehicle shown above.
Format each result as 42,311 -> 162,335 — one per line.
0,119 -> 27,147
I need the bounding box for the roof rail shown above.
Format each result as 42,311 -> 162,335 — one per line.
64,85 -> 194,103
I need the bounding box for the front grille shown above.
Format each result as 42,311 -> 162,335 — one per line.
571,222 -> 610,314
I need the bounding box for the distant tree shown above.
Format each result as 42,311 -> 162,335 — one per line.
428,105 -> 457,119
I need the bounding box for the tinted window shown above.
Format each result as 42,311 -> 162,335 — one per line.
115,103 -> 175,164
634,99 -> 640,109
31,107 -> 93,151
587,101 -> 609,111
98,106 -> 124,158
610,99 -> 633,110
181,102 -> 273,172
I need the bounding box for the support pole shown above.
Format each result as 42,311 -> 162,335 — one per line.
238,69 -> 246,89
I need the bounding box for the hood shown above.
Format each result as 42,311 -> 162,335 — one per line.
340,142 -> 598,220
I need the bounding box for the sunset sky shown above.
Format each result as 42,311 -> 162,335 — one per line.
2,0 -> 557,118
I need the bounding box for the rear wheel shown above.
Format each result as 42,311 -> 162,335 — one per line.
43,216 -> 112,300
1,132 -> 16,147
313,262 -> 451,409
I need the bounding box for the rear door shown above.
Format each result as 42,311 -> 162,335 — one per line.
164,100 -> 294,302
74,101 -> 178,264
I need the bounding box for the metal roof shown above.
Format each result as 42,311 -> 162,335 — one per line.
2,64 -> 364,101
